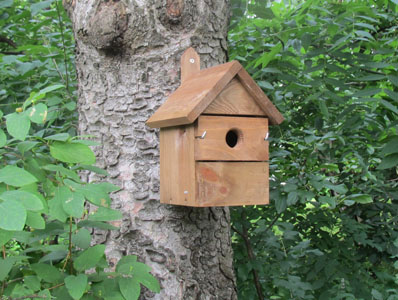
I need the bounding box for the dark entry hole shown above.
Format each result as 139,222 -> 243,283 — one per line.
226,129 -> 239,148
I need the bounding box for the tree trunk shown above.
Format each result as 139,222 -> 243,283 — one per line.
63,1 -> 237,299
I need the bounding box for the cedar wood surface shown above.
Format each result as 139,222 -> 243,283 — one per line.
154,48 -> 278,206
196,162 -> 269,207
195,115 -> 269,161
204,78 -> 266,116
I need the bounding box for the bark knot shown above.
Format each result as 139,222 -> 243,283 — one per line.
84,1 -> 129,53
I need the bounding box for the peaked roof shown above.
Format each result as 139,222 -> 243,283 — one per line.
146,52 -> 283,129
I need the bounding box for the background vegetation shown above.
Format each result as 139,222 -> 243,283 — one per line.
0,1 -> 159,299
229,1 -> 398,299
1,0 -> 398,299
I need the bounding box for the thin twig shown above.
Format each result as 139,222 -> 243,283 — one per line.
48,283 -> 64,291
1,246 -> 6,296
68,216 -> 73,273
231,213 -> 264,300
8,294 -> 47,299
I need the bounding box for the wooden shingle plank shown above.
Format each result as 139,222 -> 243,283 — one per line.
181,47 -> 200,83
146,61 -> 242,128
237,68 -> 284,125
204,78 -> 265,116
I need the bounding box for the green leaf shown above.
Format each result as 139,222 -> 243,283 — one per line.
355,30 -> 374,40
50,141 -> 96,164
27,103 -> 48,124
132,263 -> 160,293
77,220 -> 119,230
17,141 -> 39,154
287,191 -> 298,206
371,289 -> 383,300
49,187 -> 69,222
118,277 -> 140,300
0,257 -> 14,281
385,89 -> 398,101
388,75 -> 398,87
324,182 -> 347,194
355,74 -> 386,81
62,190 -> 85,218
0,129 -> 6,148
0,199 -> 27,231
346,194 -> 373,204
43,164 -> 82,182
381,137 -> 398,155
64,180 -> 111,207
274,194 -> 287,213
0,190 -> 43,211
254,43 -> 282,68
116,255 -> 138,274
78,165 -> 109,176
258,81 -> 274,90
24,275 -> 41,291
6,113 -> 31,141
38,290 -> 52,299
26,211 -> 45,229
31,0 -> 54,15
45,133 -> 70,141
31,263 -> 63,283
0,165 -> 37,187
378,153 -> 398,169
88,207 -> 122,222
0,229 -> 14,247
0,0 -> 13,9
319,196 -> 336,209
72,228 -> 92,249
65,274 -> 88,300
380,99 -> 398,114
74,245 -> 106,272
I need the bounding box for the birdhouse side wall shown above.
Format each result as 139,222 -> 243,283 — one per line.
159,124 -> 196,206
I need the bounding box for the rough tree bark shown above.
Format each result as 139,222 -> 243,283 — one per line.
63,1 -> 237,299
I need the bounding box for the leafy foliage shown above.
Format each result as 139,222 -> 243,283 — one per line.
0,1 -> 159,299
229,0 -> 398,299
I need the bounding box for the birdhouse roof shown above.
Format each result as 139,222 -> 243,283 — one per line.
146,50 -> 283,129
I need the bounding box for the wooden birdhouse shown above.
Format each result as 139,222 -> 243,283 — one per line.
146,48 -> 283,207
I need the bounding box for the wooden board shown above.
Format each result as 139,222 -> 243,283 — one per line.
195,115 -> 268,161
196,162 -> 269,207
181,48 -> 200,83
204,78 -> 265,116
146,61 -> 242,128
237,68 -> 284,125
160,124 -> 196,206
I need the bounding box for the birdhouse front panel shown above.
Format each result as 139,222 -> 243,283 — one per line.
147,48 -> 284,207
196,162 -> 268,207
195,115 -> 268,161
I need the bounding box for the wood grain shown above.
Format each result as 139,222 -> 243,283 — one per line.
146,61 -> 242,128
181,47 -> 200,83
237,68 -> 284,125
196,162 -> 269,207
195,115 -> 269,161
160,124 -> 196,206
204,78 -> 265,116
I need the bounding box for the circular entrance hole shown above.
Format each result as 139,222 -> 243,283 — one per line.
226,129 -> 239,148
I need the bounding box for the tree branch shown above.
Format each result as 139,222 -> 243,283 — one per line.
231,219 -> 264,300
0,35 -> 17,48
